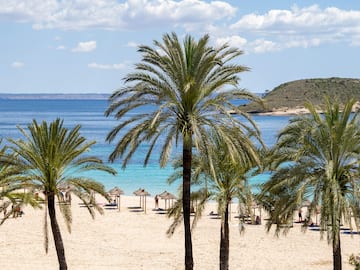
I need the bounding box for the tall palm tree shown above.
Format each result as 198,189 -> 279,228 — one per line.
105,32 -> 262,270
1,119 -> 116,270
259,98 -> 360,270
206,131 -> 261,270
167,129 -> 262,270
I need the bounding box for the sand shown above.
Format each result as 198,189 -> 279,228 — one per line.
256,101 -> 360,116
0,195 -> 359,270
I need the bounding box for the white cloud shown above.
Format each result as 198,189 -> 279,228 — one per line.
56,45 -> 66,50
88,62 -> 126,70
0,0 -> 57,23
249,39 -> 279,53
351,35 -> 360,46
0,0 -> 236,30
283,37 -> 322,49
72,41 -> 96,52
214,35 -> 322,54
230,5 -> 360,48
2,2 -> 360,52
11,61 -> 25,68
231,5 -> 360,33
215,35 -> 247,48
127,41 -> 139,48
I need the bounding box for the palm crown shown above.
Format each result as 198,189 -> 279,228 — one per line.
105,32 -> 261,167
6,119 -> 115,206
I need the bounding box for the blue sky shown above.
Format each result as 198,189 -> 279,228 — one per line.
1,0 -> 360,94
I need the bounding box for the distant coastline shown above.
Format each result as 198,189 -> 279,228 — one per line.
0,93 -> 109,100
251,101 -> 360,116
2,93 -> 358,117
0,92 -> 264,101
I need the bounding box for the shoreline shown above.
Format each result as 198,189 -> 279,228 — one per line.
254,107 -> 316,116
250,102 -> 360,116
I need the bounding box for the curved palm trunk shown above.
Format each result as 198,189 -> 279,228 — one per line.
48,194 -> 68,270
183,140 -> 193,270
333,231 -> 342,270
220,203 -> 230,270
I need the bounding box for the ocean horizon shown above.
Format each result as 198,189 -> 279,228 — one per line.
0,98 -> 291,196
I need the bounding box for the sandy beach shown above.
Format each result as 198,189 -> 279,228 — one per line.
0,195 -> 359,270
256,101 -> 360,116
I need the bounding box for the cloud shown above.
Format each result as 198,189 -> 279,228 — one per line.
11,61 -> 25,68
231,5 -> 360,33
88,62 -> 127,70
283,37 -> 322,49
72,41 -> 96,52
2,2 -> 360,52
351,35 -> 360,46
0,0 -> 236,30
249,39 -> 279,53
215,35 -> 247,49
208,4 -> 360,54
230,5 -> 360,48
56,45 -> 66,50
127,41 -> 139,48
0,0 -> 57,23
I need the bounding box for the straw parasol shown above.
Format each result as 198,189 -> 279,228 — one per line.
133,188 -> 150,213
133,188 -> 144,207
158,191 -> 177,209
57,183 -> 75,204
251,200 -> 262,223
108,186 -> 124,211
301,200 -> 321,225
301,200 -> 311,208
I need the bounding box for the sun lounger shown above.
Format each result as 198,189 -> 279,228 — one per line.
104,203 -> 118,210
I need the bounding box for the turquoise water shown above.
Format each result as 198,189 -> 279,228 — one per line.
0,99 -> 291,196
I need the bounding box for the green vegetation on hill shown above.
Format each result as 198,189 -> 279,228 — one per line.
243,77 -> 360,112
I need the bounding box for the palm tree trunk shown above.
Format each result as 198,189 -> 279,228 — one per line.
183,139 -> 193,270
332,231 -> 342,270
48,193 -> 68,270
220,203 -> 230,270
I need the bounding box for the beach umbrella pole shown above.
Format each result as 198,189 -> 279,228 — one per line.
119,196 -> 121,212
144,196 -> 147,214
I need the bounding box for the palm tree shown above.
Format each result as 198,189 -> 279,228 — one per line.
259,98 -> 360,270
105,32 -> 262,270
0,141 -> 40,221
207,132 -> 261,270
167,129 -> 262,270
1,119 -> 116,270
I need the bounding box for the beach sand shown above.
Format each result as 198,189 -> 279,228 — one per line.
256,101 -> 360,116
0,195 -> 359,270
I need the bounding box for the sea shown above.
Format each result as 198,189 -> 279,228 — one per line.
0,98 -> 293,196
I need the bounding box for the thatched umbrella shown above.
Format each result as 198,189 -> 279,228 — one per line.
108,186 -> 124,211
133,188 -> 144,207
158,191 -> 177,209
133,188 -> 150,213
301,200 -> 313,223
57,184 -> 75,204
251,200 -> 262,224
57,183 -> 68,202
302,200 -> 321,226
302,200 -> 311,207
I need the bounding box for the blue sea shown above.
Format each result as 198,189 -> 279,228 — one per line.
0,99 -> 292,196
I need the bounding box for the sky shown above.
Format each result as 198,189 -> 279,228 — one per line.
1,0 -> 360,94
